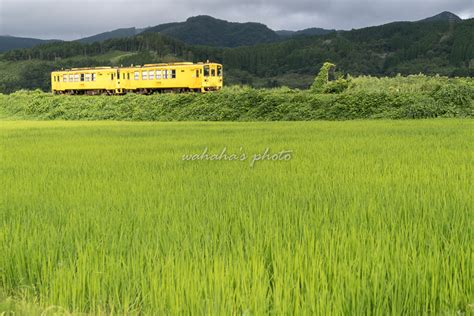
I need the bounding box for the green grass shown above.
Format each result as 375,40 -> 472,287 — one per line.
0,120 -> 472,314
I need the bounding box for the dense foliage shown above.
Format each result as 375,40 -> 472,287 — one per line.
0,17 -> 472,93
1,75 -> 472,121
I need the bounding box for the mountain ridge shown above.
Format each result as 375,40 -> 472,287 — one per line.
0,11 -> 465,52
0,35 -> 60,52
77,27 -> 147,44
276,27 -> 336,37
0,12 -> 471,93
419,11 -> 462,22
143,15 -> 281,47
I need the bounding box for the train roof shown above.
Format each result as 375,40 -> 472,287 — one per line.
52,67 -> 115,72
53,62 -> 222,72
143,62 -> 193,67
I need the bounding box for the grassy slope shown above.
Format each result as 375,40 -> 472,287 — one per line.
1,120 -> 472,314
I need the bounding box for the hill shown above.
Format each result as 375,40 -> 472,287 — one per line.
0,35 -> 60,52
77,27 -> 147,44
276,28 -> 336,38
143,15 -> 281,47
419,11 -> 462,22
0,12 -> 472,92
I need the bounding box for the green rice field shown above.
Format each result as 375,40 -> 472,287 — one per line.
0,120 -> 472,314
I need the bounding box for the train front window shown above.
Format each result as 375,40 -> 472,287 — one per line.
203,65 -> 210,77
211,68 -> 216,77
217,66 -> 222,77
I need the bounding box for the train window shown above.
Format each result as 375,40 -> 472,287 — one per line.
74,74 -> 79,82
142,71 -> 148,80
163,70 -> 168,79
203,65 -> 209,77
211,69 -> 216,77
63,75 -> 67,82
80,74 -> 85,82
92,73 -> 96,81
171,69 -> 176,79
196,70 -> 199,78
53,76 -> 56,82
134,72 -> 139,80
149,71 -> 154,80
85,74 -> 91,82
127,73 -> 130,80
123,73 -> 125,80
217,66 -> 222,77
156,70 -> 161,79
111,73 -> 114,80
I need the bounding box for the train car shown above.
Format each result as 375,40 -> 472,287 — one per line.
51,67 -> 120,95
51,62 -> 223,95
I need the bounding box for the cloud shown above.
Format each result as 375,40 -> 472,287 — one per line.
0,0 -> 472,40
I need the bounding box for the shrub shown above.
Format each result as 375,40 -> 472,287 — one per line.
0,75 -> 472,121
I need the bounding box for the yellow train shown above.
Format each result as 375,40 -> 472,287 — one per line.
51,62 -> 223,95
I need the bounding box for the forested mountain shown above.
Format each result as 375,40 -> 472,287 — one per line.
0,12 -> 472,92
77,27 -> 147,44
0,36 -> 60,52
143,15 -> 281,47
276,28 -> 336,38
419,11 -> 463,23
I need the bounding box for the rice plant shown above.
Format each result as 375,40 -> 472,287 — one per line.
0,120 -> 472,314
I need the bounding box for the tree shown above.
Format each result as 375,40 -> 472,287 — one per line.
311,62 -> 336,92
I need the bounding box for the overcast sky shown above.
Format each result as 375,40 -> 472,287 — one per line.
0,0 -> 472,40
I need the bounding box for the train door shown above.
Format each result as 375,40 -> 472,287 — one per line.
116,69 -> 121,93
